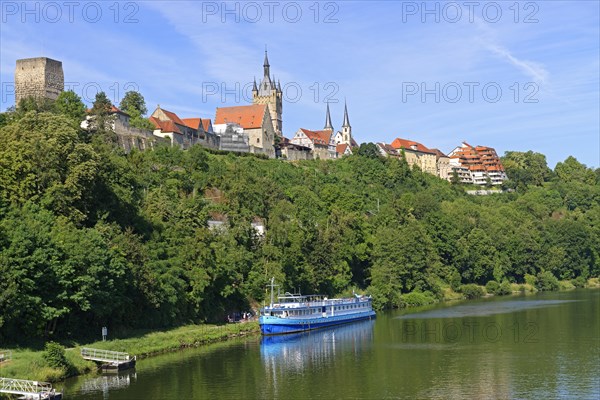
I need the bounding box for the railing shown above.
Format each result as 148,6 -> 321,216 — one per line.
81,347 -> 131,363
0,377 -> 53,396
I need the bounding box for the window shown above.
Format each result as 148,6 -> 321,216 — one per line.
257,138 -> 260,143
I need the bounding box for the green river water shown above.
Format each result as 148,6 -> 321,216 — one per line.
62,289 -> 599,399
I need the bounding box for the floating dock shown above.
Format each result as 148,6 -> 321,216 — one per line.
81,347 -> 136,373
0,377 -> 62,399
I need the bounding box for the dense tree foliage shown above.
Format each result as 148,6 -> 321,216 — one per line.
0,106 -> 598,343
119,90 -> 154,130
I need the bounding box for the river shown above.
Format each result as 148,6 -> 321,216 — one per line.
63,289 -> 599,399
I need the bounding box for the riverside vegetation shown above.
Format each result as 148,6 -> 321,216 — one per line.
0,92 -> 599,380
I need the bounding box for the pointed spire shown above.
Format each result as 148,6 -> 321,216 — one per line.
263,47 -> 270,77
342,100 -> 350,127
271,75 -> 276,89
277,79 -> 282,91
324,102 -> 333,131
253,77 -> 258,92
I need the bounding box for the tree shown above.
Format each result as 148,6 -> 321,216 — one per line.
502,150 -> 552,189
119,91 -> 154,130
554,156 -> 596,185
369,220 -> 441,309
356,142 -> 382,159
450,169 -> 460,184
55,90 -> 86,123
90,92 -> 112,116
119,91 -> 147,116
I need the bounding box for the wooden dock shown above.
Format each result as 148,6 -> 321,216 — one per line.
0,377 -> 62,399
81,347 -> 136,372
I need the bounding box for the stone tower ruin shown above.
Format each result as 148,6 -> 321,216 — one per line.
15,57 -> 64,106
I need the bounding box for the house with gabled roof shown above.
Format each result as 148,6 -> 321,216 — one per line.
150,105 -> 202,148
181,117 -> 219,149
214,104 -> 276,158
376,142 -> 400,158
290,104 -> 337,159
390,137 -> 437,175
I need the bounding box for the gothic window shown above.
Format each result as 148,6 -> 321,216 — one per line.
257,138 -> 260,144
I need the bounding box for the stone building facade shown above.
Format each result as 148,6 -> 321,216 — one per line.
15,57 -> 64,106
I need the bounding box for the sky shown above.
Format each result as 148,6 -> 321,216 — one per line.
1,1 -> 598,168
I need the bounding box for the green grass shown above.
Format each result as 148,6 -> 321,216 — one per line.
0,322 -> 259,383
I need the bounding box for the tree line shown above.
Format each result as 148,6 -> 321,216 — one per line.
0,92 -> 598,343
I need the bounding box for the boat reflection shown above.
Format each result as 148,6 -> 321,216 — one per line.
260,319 -> 374,373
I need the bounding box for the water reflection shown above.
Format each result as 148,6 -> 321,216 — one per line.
397,299 -> 576,319
261,320 -> 375,372
67,370 -> 137,399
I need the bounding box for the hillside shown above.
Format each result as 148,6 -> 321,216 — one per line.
0,108 -> 598,343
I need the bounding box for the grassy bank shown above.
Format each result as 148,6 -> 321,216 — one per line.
0,322 -> 259,383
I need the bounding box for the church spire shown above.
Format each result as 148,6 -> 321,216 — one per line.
324,102 -> 333,131
263,48 -> 270,77
342,100 -> 350,127
253,77 -> 258,92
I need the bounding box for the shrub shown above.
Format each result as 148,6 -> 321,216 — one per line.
459,284 -> 484,299
485,280 -> 500,294
43,342 -> 74,373
525,274 -> 537,287
535,271 -> 560,292
400,291 -> 437,307
571,276 -> 586,288
498,280 -> 513,295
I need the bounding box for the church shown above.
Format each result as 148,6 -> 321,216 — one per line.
290,101 -> 357,159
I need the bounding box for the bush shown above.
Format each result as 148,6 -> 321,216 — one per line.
459,284 -> 484,299
571,276 -> 587,288
485,280 -> 500,294
498,280 -> 513,295
43,342 -> 73,373
525,274 -> 537,287
400,291 -> 437,307
535,271 -> 560,291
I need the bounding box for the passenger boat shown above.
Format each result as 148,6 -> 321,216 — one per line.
259,278 -> 376,335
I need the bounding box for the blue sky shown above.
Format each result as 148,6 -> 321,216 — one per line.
1,1 -> 598,168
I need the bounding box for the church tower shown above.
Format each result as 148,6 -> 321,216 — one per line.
324,102 -> 333,131
341,101 -> 352,145
252,49 -> 283,136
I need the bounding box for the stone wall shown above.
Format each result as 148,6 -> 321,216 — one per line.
15,57 -> 64,105
114,119 -> 165,152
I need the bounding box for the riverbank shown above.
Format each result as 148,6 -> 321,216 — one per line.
0,321 -> 259,383
2,278 -> 598,384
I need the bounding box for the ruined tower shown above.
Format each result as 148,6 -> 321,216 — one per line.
252,50 -> 283,136
15,57 -> 64,106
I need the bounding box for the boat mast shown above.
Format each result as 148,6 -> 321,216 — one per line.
269,277 -> 275,308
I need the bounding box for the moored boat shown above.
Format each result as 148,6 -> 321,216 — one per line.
259,278 -> 376,335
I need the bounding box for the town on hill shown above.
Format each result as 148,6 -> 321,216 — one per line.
14,54 -> 507,186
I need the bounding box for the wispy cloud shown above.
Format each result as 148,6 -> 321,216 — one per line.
484,43 -> 549,84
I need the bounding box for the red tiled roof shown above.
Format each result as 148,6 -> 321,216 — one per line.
149,116 -> 181,134
336,143 -> 350,154
215,105 -> 267,129
201,118 -> 212,131
181,118 -> 201,130
159,108 -> 186,126
299,128 -> 331,146
431,148 -> 448,158
391,138 -> 436,154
